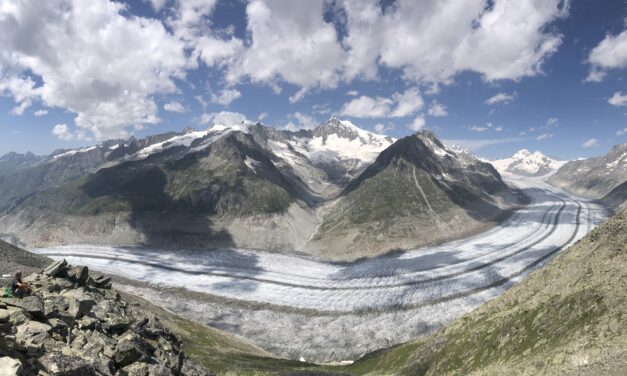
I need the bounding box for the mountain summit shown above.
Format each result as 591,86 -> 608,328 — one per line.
306,130 -> 526,259
491,149 -> 566,177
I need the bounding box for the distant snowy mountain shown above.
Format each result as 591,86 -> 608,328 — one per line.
491,149 -> 567,177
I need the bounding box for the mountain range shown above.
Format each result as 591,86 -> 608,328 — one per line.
490,149 -> 567,177
0,117 -> 524,259
548,143 -> 627,210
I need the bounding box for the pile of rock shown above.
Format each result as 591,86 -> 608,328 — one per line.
0,259 -> 211,375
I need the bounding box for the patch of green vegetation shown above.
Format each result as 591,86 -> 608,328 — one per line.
169,316 -> 312,375
317,160 -> 454,236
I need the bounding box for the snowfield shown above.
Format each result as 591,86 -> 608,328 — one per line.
32,177 -> 608,362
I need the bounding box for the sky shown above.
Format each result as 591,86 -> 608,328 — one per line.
0,0 -> 626,160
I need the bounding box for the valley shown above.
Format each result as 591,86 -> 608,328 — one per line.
31,177 -> 608,363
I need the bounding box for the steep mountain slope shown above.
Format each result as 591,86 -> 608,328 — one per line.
2,121 -> 524,259
336,206 -> 627,375
1,131 -> 321,250
548,143 -> 627,198
491,149 -> 567,177
306,131 -> 526,259
0,132 -> 186,213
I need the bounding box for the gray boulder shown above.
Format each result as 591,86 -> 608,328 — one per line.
43,259 -> 68,278
37,351 -> 97,376
66,266 -> 89,286
63,289 -> 95,319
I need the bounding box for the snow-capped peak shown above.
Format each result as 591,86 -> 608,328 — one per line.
491,149 -> 567,177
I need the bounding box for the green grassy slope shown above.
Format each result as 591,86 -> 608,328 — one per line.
332,207 -> 627,376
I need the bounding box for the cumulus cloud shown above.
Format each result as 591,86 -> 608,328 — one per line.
0,0 -> 188,140
586,29 -> 627,82
485,92 -> 517,105
374,122 -> 394,134
342,0 -> 569,84
34,109 -> 48,117
390,88 -> 424,117
536,133 -> 553,141
284,112 -> 319,131
428,101 -> 448,117
407,115 -> 426,131
608,91 -> 627,107
198,111 -> 249,126
52,124 -> 74,141
616,128 -> 627,136
52,123 -> 89,141
340,88 -> 423,118
226,0 -> 344,92
210,88 -> 241,105
346,90 -> 359,96
340,95 -> 393,118
582,138 -> 599,148
163,101 -> 187,113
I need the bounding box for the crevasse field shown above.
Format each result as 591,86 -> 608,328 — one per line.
33,176 -> 608,362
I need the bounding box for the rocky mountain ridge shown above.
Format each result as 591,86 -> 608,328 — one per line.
0,258 -> 211,375
548,143 -> 627,200
0,120 -> 522,259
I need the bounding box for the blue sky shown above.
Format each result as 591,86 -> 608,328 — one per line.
0,0 -> 625,160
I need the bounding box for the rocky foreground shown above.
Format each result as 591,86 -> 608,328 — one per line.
0,259 -> 211,376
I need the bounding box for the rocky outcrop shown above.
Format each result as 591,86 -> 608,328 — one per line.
0,260 -> 212,376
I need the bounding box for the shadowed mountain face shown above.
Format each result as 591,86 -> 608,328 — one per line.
0,121 -> 523,258
306,131 -> 526,259
548,143 -> 627,199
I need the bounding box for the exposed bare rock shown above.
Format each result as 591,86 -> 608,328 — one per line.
0,259 -> 212,376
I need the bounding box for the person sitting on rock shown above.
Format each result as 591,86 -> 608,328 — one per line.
11,270 -> 31,297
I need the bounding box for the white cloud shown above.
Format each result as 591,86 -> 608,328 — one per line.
312,103 -> 331,115
407,114 -> 426,131
616,128 -> 627,136
52,123 -> 89,141
546,117 -> 559,126
536,133 -> 553,141
428,101 -> 448,117
342,0 -> 569,84
0,0 -> 188,140
52,124 -> 73,141
608,91 -> 627,107
340,87 -> 423,118
582,138 -> 600,148
374,122 -> 394,134
163,101 -> 187,113
226,0 -> 344,94
210,88 -> 241,106
34,109 -> 48,117
346,90 -> 359,96
586,29 -> 627,82
147,0 -> 167,12
443,137 -> 525,151
495,126 -> 504,132
198,111 -> 249,126
390,88 -> 424,117
485,92 -> 517,105
340,95 -> 393,118
284,112 -> 319,131
469,125 -> 489,132
257,112 -> 268,121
